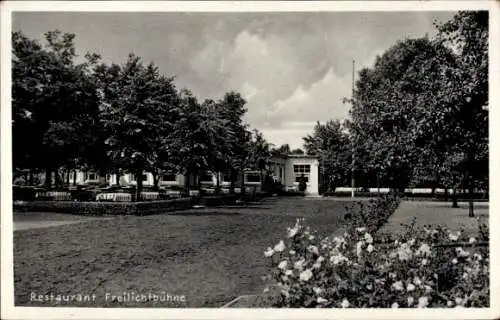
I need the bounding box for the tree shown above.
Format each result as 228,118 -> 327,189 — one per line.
431,11 -> 488,216
349,37 -> 448,192
271,144 -> 291,157
12,30 -> 100,188
215,92 -> 249,194
247,129 -> 272,185
99,54 -> 176,200
303,120 -> 351,193
290,148 -> 305,155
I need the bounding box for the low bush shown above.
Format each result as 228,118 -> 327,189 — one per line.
13,198 -> 194,216
343,192 -> 401,234
261,202 -> 489,308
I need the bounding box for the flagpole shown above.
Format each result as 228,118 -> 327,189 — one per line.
351,60 -> 355,199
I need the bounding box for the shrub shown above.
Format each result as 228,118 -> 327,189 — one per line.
262,218 -> 489,308
343,192 -> 401,234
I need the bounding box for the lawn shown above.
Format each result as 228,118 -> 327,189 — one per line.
13,197 -> 360,308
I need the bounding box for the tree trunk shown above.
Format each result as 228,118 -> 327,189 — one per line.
135,168 -> 143,202
99,168 -> 107,186
115,169 -> 121,186
72,170 -> 77,186
152,169 -> 159,191
215,171 -> 221,196
45,168 -> 52,189
229,169 -> 236,195
451,186 -> 459,208
29,170 -> 34,186
468,177 -> 475,217
444,187 -> 449,202
66,170 -> 70,186
240,170 -> 246,195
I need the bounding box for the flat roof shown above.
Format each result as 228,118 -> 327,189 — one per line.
270,154 -> 318,160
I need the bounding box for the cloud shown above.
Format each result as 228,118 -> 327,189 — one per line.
13,11 -> 457,148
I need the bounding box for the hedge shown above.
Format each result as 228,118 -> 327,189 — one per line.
13,198 -> 194,216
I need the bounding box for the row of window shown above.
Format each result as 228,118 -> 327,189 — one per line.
86,165 -> 312,183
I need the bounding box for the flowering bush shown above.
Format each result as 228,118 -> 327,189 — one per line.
263,215 -> 489,308
344,193 -> 401,234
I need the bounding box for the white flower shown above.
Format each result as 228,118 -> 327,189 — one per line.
356,241 -> 364,256
366,244 -> 374,253
447,301 -> 453,307
469,237 -> 476,244
313,287 -> 323,295
418,296 -> 429,308
289,250 -> 296,255
421,258 -> 429,266
409,238 -> 416,246
424,285 -> 432,294
416,243 -> 431,256
366,284 -> 373,290
455,297 -> 463,305
264,247 -> 274,257
313,256 -> 324,269
263,287 -> 269,293
299,269 -> 313,282
389,272 -> 397,279
317,297 -> 328,304
452,258 -> 458,264
392,281 -> 404,291
413,277 -> 422,286
407,283 -> 416,292
285,269 -> 293,276
340,298 -> 350,308
294,259 -> 306,270
330,254 -> 348,265
308,245 -> 319,255
274,240 -> 286,252
308,235 -> 315,241
391,302 -> 399,308
407,296 -> 414,306
356,227 -> 366,233
278,260 -> 288,270
287,226 -> 299,238
364,233 -> 373,244
449,233 -> 459,241
473,253 -> 482,261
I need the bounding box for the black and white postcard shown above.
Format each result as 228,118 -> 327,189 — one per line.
1,1 -> 499,319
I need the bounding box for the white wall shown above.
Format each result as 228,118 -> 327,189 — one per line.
284,157 -> 319,195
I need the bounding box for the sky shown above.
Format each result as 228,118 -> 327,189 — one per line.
13,11 -> 456,149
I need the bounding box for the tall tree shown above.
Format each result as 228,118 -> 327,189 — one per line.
303,120 -> 351,193
99,54 -> 175,200
12,30 -> 100,187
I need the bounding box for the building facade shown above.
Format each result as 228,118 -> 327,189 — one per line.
71,155 -> 320,195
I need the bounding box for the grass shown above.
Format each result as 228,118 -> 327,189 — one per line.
14,197 -> 361,308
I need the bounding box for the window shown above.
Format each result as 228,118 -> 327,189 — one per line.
200,172 -> 213,182
293,164 -> 310,183
279,168 -> 283,180
131,174 -> 148,182
161,173 -> 177,182
293,165 -> 310,174
246,172 -> 261,183
222,172 -> 232,182
87,173 -> 97,180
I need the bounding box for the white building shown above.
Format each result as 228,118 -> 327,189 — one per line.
70,154 -> 320,195
268,154 -> 320,195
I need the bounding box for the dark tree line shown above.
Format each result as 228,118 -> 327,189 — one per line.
303,11 -> 488,216
12,30 -> 273,201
